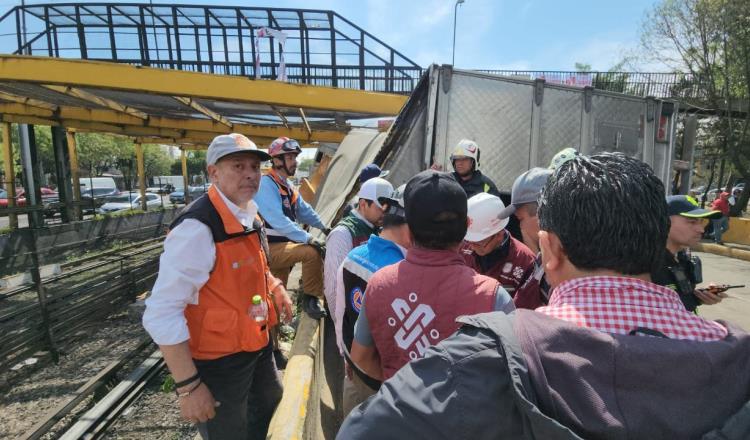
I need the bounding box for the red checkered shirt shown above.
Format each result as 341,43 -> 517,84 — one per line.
536,276 -> 727,341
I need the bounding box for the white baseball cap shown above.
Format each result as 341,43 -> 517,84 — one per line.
358,177 -> 393,209
207,133 -> 272,165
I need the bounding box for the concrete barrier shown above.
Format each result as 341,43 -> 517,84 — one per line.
694,242 -> 750,262
722,217 -> 750,246
267,313 -> 321,440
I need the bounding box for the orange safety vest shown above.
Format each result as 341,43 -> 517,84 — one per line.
171,185 -> 278,360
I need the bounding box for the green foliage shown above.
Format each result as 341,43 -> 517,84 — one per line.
574,62 -> 592,72
297,157 -> 315,173
161,374 -> 176,393
170,150 -> 207,180
640,0 -> 750,182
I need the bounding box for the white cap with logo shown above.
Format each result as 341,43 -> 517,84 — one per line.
358,177 -> 393,209
206,133 -> 272,165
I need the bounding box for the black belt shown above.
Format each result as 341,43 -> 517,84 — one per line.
342,348 -> 382,391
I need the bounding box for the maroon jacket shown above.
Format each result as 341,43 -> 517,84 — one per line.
364,247 -> 499,379
461,233 -> 536,296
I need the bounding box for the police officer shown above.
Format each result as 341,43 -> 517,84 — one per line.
651,195 -> 727,311
143,134 -> 293,440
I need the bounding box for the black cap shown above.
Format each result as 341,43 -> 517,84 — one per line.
404,170 -> 467,231
666,195 -> 722,219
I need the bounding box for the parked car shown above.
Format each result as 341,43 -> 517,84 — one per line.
146,183 -> 176,194
0,187 -> 57,207
0,187 -> 24,208
169,185 -> 208,204
80,187 -> 121,213
98,192 -> 162,213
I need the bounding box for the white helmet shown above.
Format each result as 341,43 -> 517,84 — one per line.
450,139 -> 480,163
465,193 -> 509,242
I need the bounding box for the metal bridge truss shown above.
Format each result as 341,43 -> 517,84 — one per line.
0,3 -> 423,94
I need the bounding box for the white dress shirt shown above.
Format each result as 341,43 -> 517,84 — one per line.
142,187 -> 260,345
323,209 -> 373,321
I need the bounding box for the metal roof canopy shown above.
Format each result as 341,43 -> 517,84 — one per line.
0,55 -> 408,146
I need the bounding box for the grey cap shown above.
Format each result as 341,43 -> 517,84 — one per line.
206,133 -> 272,165
498,167 -> 553,218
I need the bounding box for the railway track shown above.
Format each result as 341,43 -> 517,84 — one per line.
19,339 -> 157,440
0,237 -> 165,375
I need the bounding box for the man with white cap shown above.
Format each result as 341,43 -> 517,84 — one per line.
323,177 -> 393,320
462,193 -> 536,299
336,184 -> 411,416
143,133 -> 293,440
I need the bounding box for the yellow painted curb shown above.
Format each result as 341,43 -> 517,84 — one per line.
267,313 -> 320,440
694,242 -> 750,262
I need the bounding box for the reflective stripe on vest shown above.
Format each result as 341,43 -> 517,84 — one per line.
182,185 -> 277,360
263,170 -> 299,242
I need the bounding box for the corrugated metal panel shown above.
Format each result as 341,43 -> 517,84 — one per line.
589,94 -> 644,158
538,87 -> 583,167
437,72 -> 534,191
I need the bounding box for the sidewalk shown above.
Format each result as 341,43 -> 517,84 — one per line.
694,240 -> 750,262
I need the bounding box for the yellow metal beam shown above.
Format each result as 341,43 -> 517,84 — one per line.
66,130 -> 82,220
0,91 -> 57,111
0,56 -> 408,116
0,102 -> 346,143
43,85 -> 150,120
1,122 -> 17,228
299,108 -> 312,136
173,96 -> 233,128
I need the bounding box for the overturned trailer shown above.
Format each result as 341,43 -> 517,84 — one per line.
380,65 -> 679,188
314,65 -> 680,229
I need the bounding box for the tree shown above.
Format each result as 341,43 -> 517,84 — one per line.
170,150 -> 208,182
640,0 -> 750,213
297,158 -> 315,173
574,62 -> 592,72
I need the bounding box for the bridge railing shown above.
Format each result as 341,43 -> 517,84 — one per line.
0,3 -> 424,95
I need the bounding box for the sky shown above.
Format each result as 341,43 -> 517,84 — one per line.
2,0 -> 664,71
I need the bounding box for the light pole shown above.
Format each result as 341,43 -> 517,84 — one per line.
452,0 -> 465,66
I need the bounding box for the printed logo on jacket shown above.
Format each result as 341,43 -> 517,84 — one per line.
388,292 -> 439,361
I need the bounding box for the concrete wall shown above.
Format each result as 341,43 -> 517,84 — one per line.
0,208 -> 179,277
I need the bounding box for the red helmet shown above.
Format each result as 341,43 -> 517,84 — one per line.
269,137 -> 302,157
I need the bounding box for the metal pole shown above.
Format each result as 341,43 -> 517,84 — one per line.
2,122 -> 18,229
134,142 -> 147,210
18,124 -> 43,228
66,130 -> 82,220
452,0 -> 465,66
27,229 -> 59,363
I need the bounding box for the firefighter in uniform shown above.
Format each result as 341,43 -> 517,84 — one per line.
143,134 -> 293,440
335,185 -> 411,415
651,195 -> 727,312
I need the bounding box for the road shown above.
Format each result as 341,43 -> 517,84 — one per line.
694,251 -> 750,331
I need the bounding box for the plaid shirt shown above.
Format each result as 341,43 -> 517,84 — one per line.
536,276 -> 727,341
